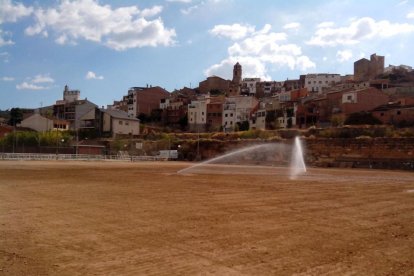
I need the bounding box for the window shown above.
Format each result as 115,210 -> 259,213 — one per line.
397,110 -> 401,115
225,114 -> 228,117
347,95 -> 352,100
380,112 -> 384,116
125,121 -> 129,126
230,113 -> 233,117
119,120 -> 123,125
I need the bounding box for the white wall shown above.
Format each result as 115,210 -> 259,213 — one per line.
223,103 -> 236,131
188,98 -> 208,131
20,114 -> 53,132
304,74 -> 341,93
111,118 -> 140,137
342,92 -> 357,103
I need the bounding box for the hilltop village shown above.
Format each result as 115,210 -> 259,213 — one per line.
1,53 -> 414,162
3,53 -> 414,136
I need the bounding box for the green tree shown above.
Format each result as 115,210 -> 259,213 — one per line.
150,109 -> 163,122
287,117 -> 293,128
8,108 -> 23,126
344,112 -> 382,125
179,114 -> 188,130
331,115 -> 345,127
265,110 -> 278,130
138,113 -> 150,123
238,120 -> 250,131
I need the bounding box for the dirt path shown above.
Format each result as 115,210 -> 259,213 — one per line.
1,161 -> 414,275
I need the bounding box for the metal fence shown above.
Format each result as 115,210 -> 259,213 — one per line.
0,153 -> 170,162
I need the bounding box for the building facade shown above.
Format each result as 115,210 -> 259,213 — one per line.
199,76 -> 230,95
126,86 -> 170,118
304,74 -> 341,94
354,53 -> 384,81
188,97 -> 208,132
53,86 -> 98,130
241,78 -> 261,96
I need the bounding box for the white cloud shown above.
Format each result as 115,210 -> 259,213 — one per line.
317,21 -> 335,29
205,24 -> 315,79
16,73 -> 54,90
167,0 -> 192,3
32,74 -> 54,83
1,76 -> 14,81
209,23 -> 255,40
283,22 -> 301,30
16,82 -> 48,90
296,56 -> 316,71
0,0 -> 33,24
181,4 -> 199,15
336,50 -> 353,62
86,71 -> 104,80
141,5 -> 163,18
205,56 -> 270,80
308,17 -> 414,47
180,0 -> 226,15
398,0 -> 409,6
407,12 -> 414,19
25,0 -> 176,51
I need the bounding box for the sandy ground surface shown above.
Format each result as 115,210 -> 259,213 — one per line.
1,160 -> 414,275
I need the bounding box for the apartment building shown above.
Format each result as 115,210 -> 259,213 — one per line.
222,96 -> 259,130
304,73 -> 341,94
53,85 -> 98,130
188,97 -> 209,132
241,78 -> 261,96
206,97 -> 225,131
126,86 -> 170,118
256,81 -> 284,98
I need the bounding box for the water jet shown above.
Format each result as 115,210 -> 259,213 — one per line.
177,137 -> 306,179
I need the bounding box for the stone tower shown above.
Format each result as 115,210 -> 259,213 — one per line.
63,85 -> 80,103
232,62 -> 242,85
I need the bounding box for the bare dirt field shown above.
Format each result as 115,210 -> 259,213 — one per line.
1,160 -> 414,275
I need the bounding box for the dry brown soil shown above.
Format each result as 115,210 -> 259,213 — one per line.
1,161 -> 414,275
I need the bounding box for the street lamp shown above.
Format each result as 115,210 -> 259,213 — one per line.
61,139 -> 64,154
56,137 -> 64,155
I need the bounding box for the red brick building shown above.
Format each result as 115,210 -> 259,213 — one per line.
297,87 -> 389,127
206,97 -> 225,131
199,76 -> 230,95
127,86 -> 170,117
371,103 -> 414,126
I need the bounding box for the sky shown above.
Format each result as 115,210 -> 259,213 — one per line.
1,0 -> 414,110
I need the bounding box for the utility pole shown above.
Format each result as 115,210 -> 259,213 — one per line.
76,128 -> 79,155
196,109 -> 200,161
12,119 -> 15,153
